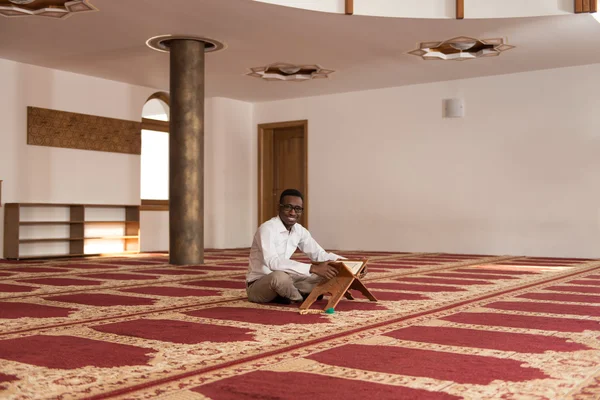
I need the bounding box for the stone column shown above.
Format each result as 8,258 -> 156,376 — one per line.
168,39 -> 205,265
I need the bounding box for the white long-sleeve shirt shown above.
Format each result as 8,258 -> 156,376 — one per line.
247,216 -> 341,283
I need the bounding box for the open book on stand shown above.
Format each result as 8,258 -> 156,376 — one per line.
338,260 -> 367,276
299,258 -> 377,311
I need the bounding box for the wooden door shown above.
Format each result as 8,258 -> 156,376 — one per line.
258,120 -> 308,227
273,127 -> 306,219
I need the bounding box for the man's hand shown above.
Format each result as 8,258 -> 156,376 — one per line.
310,262 -> 339,280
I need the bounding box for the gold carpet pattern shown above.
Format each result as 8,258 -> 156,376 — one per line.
0,250 -> 599,399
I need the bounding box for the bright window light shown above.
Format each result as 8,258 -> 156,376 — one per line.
141,129 -> 169,200
145,113 -> 169,121
594,13 -> 600,23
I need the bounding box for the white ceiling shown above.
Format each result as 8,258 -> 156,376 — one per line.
2,0 -> 600,102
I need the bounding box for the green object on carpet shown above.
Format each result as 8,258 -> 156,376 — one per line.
325,308 -> 335,314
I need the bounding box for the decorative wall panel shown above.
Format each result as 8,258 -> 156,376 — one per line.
27,107 -> 141,155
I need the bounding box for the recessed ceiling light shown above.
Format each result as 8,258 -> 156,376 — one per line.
278,66 -> 302,75
408,36 -> 515,61
247,63 -> 334,81
449,41 -> 477,51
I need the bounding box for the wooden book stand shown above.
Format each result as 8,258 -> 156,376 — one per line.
299,259 -> 377,311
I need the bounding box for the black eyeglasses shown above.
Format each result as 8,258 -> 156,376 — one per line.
280,204 -> 304,213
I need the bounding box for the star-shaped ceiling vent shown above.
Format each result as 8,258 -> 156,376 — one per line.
0,0 -> 96,18
247,63 -> 334,81
408,36 -> 515,61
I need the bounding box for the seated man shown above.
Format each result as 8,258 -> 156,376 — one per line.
247,188 -> 341,303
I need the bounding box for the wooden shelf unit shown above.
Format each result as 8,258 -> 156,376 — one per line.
3,203 -> 140,260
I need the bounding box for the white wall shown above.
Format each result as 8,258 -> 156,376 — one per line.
254,64 -> 600,258
0,58 -> 155,259
205,97 -> 255,248
139,211 -> 169,252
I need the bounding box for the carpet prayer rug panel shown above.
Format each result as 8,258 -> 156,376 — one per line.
0,251 -> 599,399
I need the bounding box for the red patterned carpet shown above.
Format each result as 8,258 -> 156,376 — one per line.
1,250 -> 600,399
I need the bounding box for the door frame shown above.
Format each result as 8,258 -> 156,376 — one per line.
257,120 -> 308,228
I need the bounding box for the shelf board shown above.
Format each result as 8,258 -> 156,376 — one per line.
6,203 -> 140,208
19,221 -> 138,225
84,236 -> 139,240
11,253 -> 87,259
20,221 -> 84,225
86,221 -> 136,224
8,250 -> 140,260
20,238 -> 76,243
19,236 -> 139,243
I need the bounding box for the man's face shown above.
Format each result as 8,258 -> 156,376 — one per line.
279,195 -> 303,229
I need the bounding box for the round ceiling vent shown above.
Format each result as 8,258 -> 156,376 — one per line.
146,35 -> 226,54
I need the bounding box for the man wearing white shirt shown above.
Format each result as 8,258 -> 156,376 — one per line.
247,189 -> 341,303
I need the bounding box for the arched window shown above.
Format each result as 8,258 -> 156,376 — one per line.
141,92 -> 169,210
